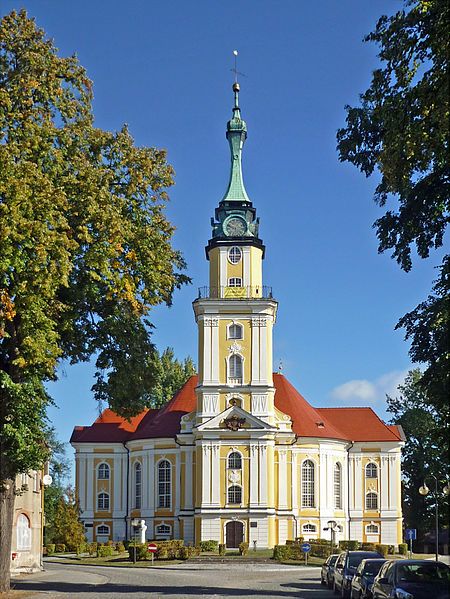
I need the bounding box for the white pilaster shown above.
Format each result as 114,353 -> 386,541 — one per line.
291,452 -> 298,512
354,456 -> 363,511
259,444 -> 268,506
278,450 -> 288,509
175,452 -> 181,515
202,319 -> 212,383
201,443 -> 211,505
251,319 -> 260,384
219,248 -> 227,289
211,444 -> 220,506
86,456 -> 94,513
381,455 -> 389,511
259,318 -> 268,384
184,449 -> 193,510
148,450 -> 155,513
142,453 -> 149,510
389,455 -> 399,511
242,246 -> 250,287
250,444 -> 259,506
210,318 -> 219,383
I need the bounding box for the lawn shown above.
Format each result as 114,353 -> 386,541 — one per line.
45,552 -> 182,568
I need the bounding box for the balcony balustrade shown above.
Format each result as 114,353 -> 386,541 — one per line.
197,285 -> 273,300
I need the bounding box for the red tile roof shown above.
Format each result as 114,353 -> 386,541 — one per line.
70,374 -> 401,444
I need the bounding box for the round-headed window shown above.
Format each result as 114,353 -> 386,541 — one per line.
228,246 -> 242,264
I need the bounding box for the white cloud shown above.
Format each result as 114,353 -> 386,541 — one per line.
330,369 -> 409,405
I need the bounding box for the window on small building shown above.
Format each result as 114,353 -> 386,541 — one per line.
229,323 -> 243,339
158,460 -> 171,509
97,492 -> 110,510
21,472 -> 28,486
366,492 -> 378,510
301,460 -> 315,508
228,246 -> 242,264
365,462 -> 378,478
17,514 -> 32,550
366,523 -> 379,534
156,524 -> 171,535
334,463 -> 342,509
228,451 -> 242,470
33,472 -> 40,492
227,485 -> 242,504
134,462 -> 142,509
302,524 -> 316,533
97,525 -> 110,536
98,463 -> 110,480
228,277 -> 242,287
228,354 -> 243,383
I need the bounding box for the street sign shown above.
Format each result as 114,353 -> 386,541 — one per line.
301,543 -> 311,553
405,529 -> 417,541
147,543 -> 158,553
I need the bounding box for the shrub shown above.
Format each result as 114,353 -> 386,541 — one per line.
388,545 -> 395,555
123,540 -> 130,550
55,543 -> 66,553
76,542 -> 88,555
46,544 -> 56,556
128,543 -> 148,561
180,546 -> 200,560
239,542 -> 249,556
398,543 -> 408,556
286,539 -> 294,546
88,542 -> 98,557
106,540 -> 115,547
273,545 -> 291,561
375,544 -> 389,557
200,540 -> 218,552
361,542 -> 376,551
218,543 -> 226,556
339,540 -> 359,550
116,542 -> 126,553
309,543 -> 332,559
98,545 -> 114,558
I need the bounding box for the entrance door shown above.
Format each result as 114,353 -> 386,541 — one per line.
225,520 -> 244,548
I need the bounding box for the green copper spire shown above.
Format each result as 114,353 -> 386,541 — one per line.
222,82 -> 250,202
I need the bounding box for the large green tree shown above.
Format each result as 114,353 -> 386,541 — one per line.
149,347 -> 196,408
0,11 -> 188,590
337,0 -> 449,454
387,370 -> 449,541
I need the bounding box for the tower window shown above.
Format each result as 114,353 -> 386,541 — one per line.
98,463 -> 110,480
228,354 -> 243,383
365,462 -> 378,478
366,492 -> 378,510
228,277 -> 242,287
97,492 -> 110,510
228,451 -> 242,470
157,460 -> 171,508
227,485 -> 242,504
228,246 -> 242,264
229,323 -> 243,339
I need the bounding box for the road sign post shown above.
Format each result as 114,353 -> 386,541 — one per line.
405,529 -> 417,558
301,542 -> 311,566
147,543 -> 157,566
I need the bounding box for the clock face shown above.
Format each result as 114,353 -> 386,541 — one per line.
225,217 -> 246,236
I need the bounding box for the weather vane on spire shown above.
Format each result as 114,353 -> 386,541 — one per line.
231,49 -> 246,84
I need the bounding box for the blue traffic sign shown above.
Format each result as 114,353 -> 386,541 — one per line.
405,529 -> 417,541
301,542 -> 311,552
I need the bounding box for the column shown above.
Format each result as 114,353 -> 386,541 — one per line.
319,451 -> 328,513
113,452 -> 123,514
210,319 -> 219,384
142,453 -> 149,510
278,450 -> 288,509
259,318 -> 268,384
242,246 -> 251,288
250,444 -> 259,507
219,248 -> 227,289
175,452 -> 181,515
202,318 -> 212,383
251,318 -> 260,384
78,454 -> 86,512
291,452 -> 298,512
148,450 -> 155,513
389,455 -> 399,511
381,455 -> 389,511
354,456 -> 363,511
259,444 -> 268,506
211,444 -> 220,506
184,449 -> 194,510
86,456 -> 94,513
201,443 -> 211,505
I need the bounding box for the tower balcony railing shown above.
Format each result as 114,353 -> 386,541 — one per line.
197,285 -> 273,300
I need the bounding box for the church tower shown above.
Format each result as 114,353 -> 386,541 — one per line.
193,82 -> 278,424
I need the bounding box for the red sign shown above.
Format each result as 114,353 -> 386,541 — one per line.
147,543 -> 157,553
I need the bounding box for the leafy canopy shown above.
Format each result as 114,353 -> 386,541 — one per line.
0,10 -> 189,480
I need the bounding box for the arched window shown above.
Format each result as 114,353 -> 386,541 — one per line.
365,462 -> 378,478
228,451 -> 242,470
301,460 -> 315,508
334,463 -> 342,509
158,460 -> 171,508
228,277 -> 242,287
228,246 -> 242,264
97,524 -> 110,536
134,462 -> 142,509
17,514 -> 31,550
229,323 -> 243,340
302,523 -> 316,533
366,523 -> 379,534
228,354 -> 243,383
98,463 -> 110,480
228,485 -> 242,504
97,492 -> 110,510
366,492 -> 378,510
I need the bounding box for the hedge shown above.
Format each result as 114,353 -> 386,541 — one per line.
218,543 -> 226,555
179,546 -> 201,559
375,544 -> 389,557
339,540 -> 359,550
128,540 -> 185,561
46,544 -> 55,556
200,540 -> 218,552
398,543 -> 408,555
239,542 -> 249,556
98,545 -> 114,558
55,544 -> 66,553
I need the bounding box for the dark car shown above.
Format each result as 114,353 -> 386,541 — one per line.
372,559 -> 450,599
334,551 -> 384,598
321,553 -> 340,588
350,558 -> 386,599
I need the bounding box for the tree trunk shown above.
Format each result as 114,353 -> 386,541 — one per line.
0,479 -> 15,593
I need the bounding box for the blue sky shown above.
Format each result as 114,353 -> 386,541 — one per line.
3,1 -> 440,468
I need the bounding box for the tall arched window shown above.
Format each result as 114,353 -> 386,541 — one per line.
98,463 -> 110,480
228,451 -> 242,470
97,492 -> 110,510
134,462 -> 142,509
228,354 -> 243,383
228,485 -> 242,504
17,514 -> 31,550
365,463 -> 378,478
366,492 -> 378,510
301,460 -> 315,508
229,323 -> 243,340
158,460 -> 171,508
334,463 -> 342,509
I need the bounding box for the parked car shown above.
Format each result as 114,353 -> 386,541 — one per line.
372,559 -> 450,599
321,553 -> 340,588
334,551 -> 384,598
350,558 -> 386,599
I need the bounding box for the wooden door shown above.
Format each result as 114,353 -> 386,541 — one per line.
225,520 -> 244,548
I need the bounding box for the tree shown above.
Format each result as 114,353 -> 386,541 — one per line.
51,488 -> 85,551
336,1 -> 449,454
0,11 -> 188,590
43,428 -> 71,545
150,347 -> 196,408
387,369 -> 449,540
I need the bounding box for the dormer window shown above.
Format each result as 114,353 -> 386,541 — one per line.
228,246 -> 242,264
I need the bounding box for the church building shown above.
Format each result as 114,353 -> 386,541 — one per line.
71,83 -> 404,549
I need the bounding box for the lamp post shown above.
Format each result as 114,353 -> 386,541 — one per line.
323,520 -> 338,553
418,476 -> 450,562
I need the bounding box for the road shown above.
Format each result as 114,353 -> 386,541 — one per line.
11,561 -> 338,599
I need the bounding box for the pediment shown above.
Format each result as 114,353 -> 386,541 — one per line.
196,405 -> 276,432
